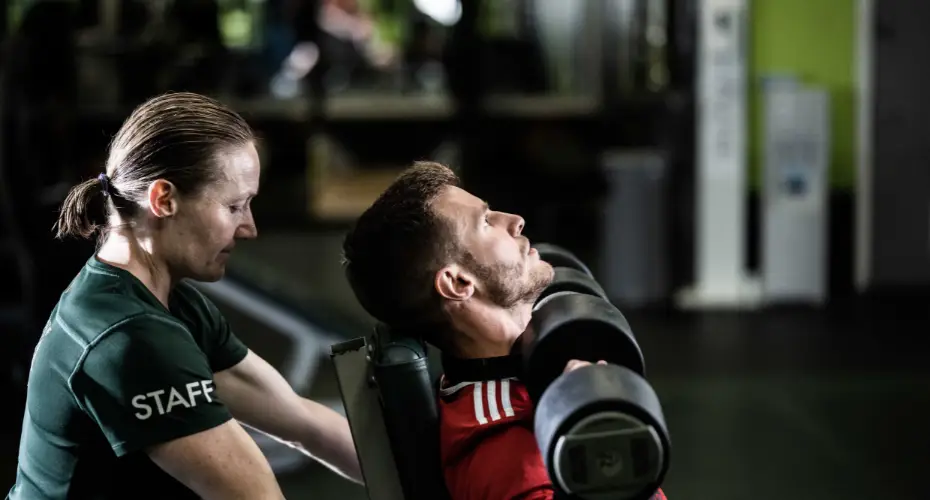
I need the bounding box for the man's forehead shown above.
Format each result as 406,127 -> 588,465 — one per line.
436,185 -> 486,212
433,186 -> 487,235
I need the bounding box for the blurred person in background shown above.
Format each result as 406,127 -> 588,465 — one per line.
7,92 -> 361,500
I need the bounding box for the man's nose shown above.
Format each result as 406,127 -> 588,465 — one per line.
508,213 -> 525,236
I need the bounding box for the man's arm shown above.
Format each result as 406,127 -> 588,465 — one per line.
147,420 -> 284,500
214,350 -> 363,483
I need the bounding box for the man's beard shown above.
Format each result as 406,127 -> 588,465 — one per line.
465,254 -> 553,309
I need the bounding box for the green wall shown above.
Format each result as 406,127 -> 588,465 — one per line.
749,0 -> 857,189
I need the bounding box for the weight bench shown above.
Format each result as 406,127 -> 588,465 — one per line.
331,325 -> 451,500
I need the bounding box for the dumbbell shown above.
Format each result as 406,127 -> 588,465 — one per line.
534,243 -> 607,308
534,243 -> 594,278
535,267 -> 608,308
522,246 -> 670,500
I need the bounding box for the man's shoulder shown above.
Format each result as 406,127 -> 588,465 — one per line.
438,376 -> 534,453
438,377 -> 551,499
438,376 -> 531,405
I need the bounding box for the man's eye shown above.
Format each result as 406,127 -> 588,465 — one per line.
230,205 -> 243,213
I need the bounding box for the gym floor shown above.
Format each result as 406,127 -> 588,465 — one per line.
3,230 -> 927,500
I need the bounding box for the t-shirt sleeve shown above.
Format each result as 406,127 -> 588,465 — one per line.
446,424 -> 553,500
73,315 -> 236,457
183,283 -> 248,372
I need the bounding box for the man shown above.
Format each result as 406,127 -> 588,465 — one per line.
342,162 -> 666,499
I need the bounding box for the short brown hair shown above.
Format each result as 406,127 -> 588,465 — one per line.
342,162 -> 461,332
55,92 -> 255,239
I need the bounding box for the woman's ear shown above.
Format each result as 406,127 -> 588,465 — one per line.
147,179 -> 179,218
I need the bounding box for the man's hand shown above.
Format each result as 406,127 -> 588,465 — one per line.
214,351 -> 363,484
563,359 -> 607,373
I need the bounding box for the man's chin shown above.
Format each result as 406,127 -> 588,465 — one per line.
538,262 -> 556,287
526,275 -> 554,304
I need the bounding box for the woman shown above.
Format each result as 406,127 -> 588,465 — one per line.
7,92 -> 361,500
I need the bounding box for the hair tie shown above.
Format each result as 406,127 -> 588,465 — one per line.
97,173 -> 111,197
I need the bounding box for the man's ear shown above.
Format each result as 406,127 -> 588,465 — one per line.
435,264 -> 474,302
146,179 -> 179,218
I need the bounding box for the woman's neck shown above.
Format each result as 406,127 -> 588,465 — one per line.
96,232 -> 174,308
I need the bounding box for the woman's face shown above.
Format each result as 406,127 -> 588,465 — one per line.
159,142 -> 261,283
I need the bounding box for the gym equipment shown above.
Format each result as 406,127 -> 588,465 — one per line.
522,252 -> 670,500
331,327 -> 449,500
535,267 -> 609,306
535,364 -> 669,500
523,292 -> 644,402
534,243 -> 594,278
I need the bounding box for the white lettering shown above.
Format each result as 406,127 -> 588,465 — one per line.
201,380 -> 215,403
146,389 -> 166,415
132,395 -> 153,420
132,380 -> 215,420
186,381 -> 203,404
165,387 -> 191,412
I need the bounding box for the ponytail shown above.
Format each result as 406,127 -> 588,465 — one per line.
55,176 -> 109,240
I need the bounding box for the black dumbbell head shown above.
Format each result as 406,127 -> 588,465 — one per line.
522,293 -> 645,402
533,243 -> 594,278
535,267 -> 608,307
535,364 -> 670,500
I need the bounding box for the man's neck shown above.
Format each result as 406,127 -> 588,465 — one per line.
97,234 -> 174,308
449,301 -> 533,359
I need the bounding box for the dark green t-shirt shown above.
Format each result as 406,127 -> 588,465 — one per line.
7,257 -> 249,500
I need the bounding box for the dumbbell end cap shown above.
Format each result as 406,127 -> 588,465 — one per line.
552,411 -> 664,500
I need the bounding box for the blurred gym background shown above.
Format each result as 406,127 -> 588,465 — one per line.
1,0 -> 927,499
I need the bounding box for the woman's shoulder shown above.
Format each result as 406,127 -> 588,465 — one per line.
169,281 -> 229,338
170,280 -> 222,318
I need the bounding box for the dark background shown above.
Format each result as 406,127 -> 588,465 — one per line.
2,0 -> 928,499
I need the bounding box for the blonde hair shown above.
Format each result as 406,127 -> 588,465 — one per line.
56,92 -> 254,240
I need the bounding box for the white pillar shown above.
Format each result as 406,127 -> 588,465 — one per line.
678,0 -> 759,309
854,0 -> 874,292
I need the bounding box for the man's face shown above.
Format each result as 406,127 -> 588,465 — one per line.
158,143 -> 261,282
432,185 -> 553,308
